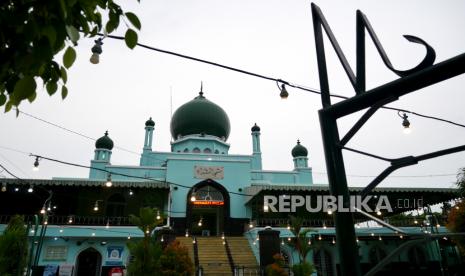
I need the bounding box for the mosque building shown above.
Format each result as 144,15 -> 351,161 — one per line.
0,87 -> 462,275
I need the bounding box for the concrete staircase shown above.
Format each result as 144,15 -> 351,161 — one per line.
176,237 -> 195,266
227,236 -> 259,272
197,237 -> 232,275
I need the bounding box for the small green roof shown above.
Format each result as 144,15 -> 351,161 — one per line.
291,140 -> 308,157
95,131 -> 114,150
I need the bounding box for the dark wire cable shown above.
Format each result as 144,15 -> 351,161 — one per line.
100,33 -> 465,129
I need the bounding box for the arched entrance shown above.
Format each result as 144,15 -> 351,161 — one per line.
76,247 -> 102,276
186,180 -> 230,236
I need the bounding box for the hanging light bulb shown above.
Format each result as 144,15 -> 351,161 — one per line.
332,237 -> 336,244
376,210 -> 382,216
263,205 -> 269,212
356,238 -> 359,243
43,219 -> 48,225
129,189 -> 133,196
253,241 -> 256,245
145,228 -> 150,234
1,183 -> 7,192
323,223 -> 327,229
256,236 -> 259,241
91,232 -> 96,236
327,209 -> 333,215
414,219 -> 418,224
161,236 -> 164,242
281,239 -> 285,245
59,227 -> 64,233
318,234 -> 322,240
192,238 -> 196,244
185,230 -> 189,237
105,174 -> 112,187
399,234 -> 404,239
68,216 -> 73,224
371,233 -> 375,237
398,112 -> 411,134
308,240 -> 311,245
90,38 -> 103,64
33,157 -> 40,171
40,206 -> 46,214
436,223 -> 440,228
14,187 -> 19,192
378,235 -> 382,241
198,217 -> 203,227
222,232 -> 225,240
287,224 -> 291,230
222,241 -> 226,245
127,235 -> 131,240
106,220 -> 110,229
279,83 -> 289,99
190,191 -> 196,202
93,201 -> 100,211
27,185 -> 33,193
287,237 -> 291,241
156,210 -> 161,220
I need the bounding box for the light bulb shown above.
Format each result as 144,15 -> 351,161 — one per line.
33,157 -> 40,171
403,127 -> 412,134
59,228 -> 63,233
191,195 -> 196,202
1,184 -> 6,192
323,224 -> 327,229
279,84 -> 289,99
105,175 -> 112,187
185,232 -> 189,237
91,232 -> 95,236
327,210 -> 333,215
332,238 -> 336,244
263,205 -> 269,212
192,239 -> 196,244
106,221 -> 110,229
287,237 -> 291,241
129,190 -> 133,196
318,235 -> 322,240
156,211 -> 161,220
40,207 -> 46,214
127,236 -> 131,240
376,210 -> 382,216
161,236 -> 164,242
90,53 -> 100,64
93,206 -> 98,211
281,239 -> 284,245
249,223 -> 253,228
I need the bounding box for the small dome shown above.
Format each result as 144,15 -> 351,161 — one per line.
95,131 -> 114,150
145,117 -> 155,127
170,91 -> 230,140
251,123 -> 260,132
292,140 -> 308,157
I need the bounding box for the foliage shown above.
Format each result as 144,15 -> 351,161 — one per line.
127,207 -> 164,276
291,262 -> 315,276
0,0 -> 141,112
265,253 -> 288,276
0,215 -> 28,276
446,168 -> 465,255
287,216 -> 314,264
159,240 -> 194,276
447,200 -> 465,255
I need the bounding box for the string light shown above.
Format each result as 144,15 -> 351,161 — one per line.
332,237 -> 336,244
33,157 -> 40,171
198,217 -> 203,227
399,234 -> 404,239
190,191 -> 196,202
378,235 -> 382,241
263,205 -> 269,212
90,38 -> 103,64
161,236 -> 164,242
106,220 -> 110,229
129,189 -> 133,196
398,111 -> 411,134
318,234 -> 322,240
40,206 -> 46,214
327,209 -> 333,215
68,216 -> 73,224
185,230 -> 189,237
105,174 -> 112,187
308,240 -> 311,245
222,241 -> 226,245
14,187 -> 19,192
281,239 -> 284,245
287,223 -> 291,230
279,83 -> 289,99
93,200 -> 102,212
222,232 -> 225,240
249,220 -> 253,228
371,233 -> 375,237
287,237 -> 291,241
54,237 -> 58,241
156,210 -> 161,220
91,232 -> 96,236
127,235 -> 131,240
323,223 -> 327,229
376,210 -> 382,216
192,238 -> 196,244
59,227 -> 64,233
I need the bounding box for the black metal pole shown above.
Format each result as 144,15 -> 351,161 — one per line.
319,112 -> 361,276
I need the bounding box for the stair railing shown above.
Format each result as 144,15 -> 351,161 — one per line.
224,238 -> 236,274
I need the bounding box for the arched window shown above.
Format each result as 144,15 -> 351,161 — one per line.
313,249 -> 333,276
203,148 -> 212,153
280,247 -> 292,267
214,150 -> 219,154
183,148 -> 189,153
193,147 -> 201,153
408,246 -> 427,268
106,193 -> 126,217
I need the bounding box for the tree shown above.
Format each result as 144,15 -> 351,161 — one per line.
446,168 -> 465,255
0,215 -> 28,276
0,0 -> 142,113
286,216 -> 315,276
127,207 -> 163,276
159,240 -> 194,276
265,253 -> 289,276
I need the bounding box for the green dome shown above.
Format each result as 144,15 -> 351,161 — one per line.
292,140 -> 308,157
251,123 -> 260,132
145,117 -> 155,127
170,92 -> 230,140
95,131 -> 114,150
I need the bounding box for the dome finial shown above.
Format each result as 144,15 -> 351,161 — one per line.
199,81 -> 204,97
105,130 -> 109,136
297,139 -> 300,144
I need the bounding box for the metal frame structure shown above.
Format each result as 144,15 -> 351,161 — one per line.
311,3 -> 465,275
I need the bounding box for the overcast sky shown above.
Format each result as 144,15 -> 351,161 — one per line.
1,0 -> 464,189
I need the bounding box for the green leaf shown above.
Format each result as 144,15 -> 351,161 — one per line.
125,12 -> 141,30
27,92 -> 37,103
65,25 -> 80,42
42,26 -> 57,46
125,29 -> 138,49
60,67 -> 68,83
63,47 -> 76,69
13,76 -> 36,102
105,20 -> 117,34
0,94 -> 6,106
5,101 -> 13,113
46,81 -> 58,96
61,85 -> 68,99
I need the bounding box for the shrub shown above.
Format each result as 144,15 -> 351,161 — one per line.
159,240 -> 194,276
292,262 -> 314,276
266,253 -> 288,276
0,215 -> 28,276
